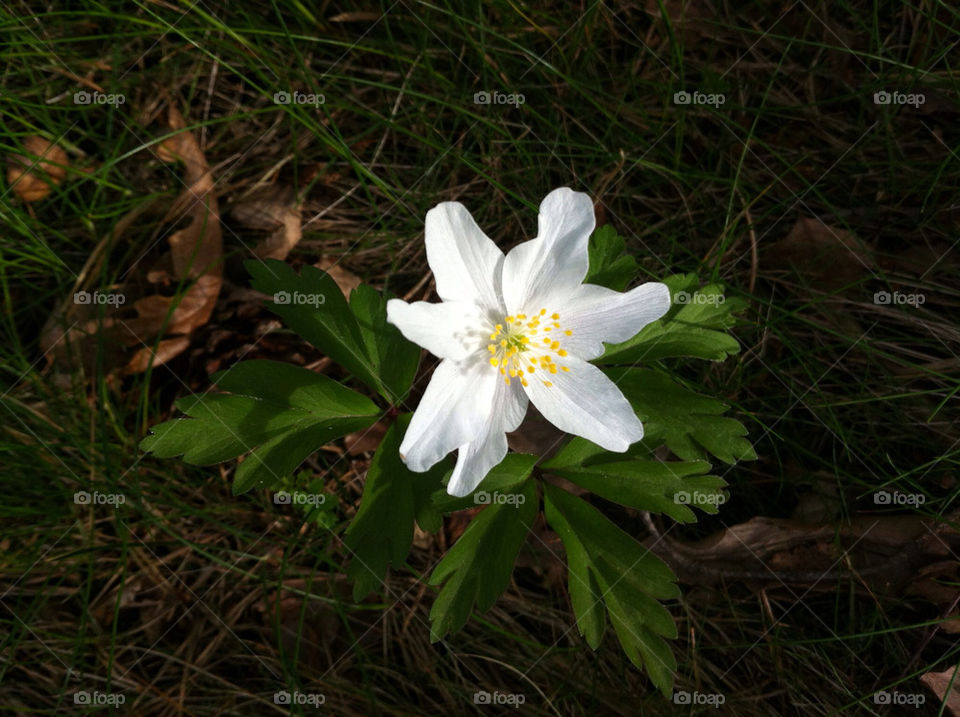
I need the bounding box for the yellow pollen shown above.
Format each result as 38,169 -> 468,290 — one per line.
500,339 -> 508,347
489,334 -> 497,340
561,366 -> 570,372
557,349 -> 568,356
504,377 -> 510,385
500,367 -> 506,375
509,369 -> 517,378
551,341 -> 560,350
540,308 -> 546,315
521,378 -> 529,386
543,380 -> 552,387
489,357 -> 499,366
564,330 -> 572,336
549,366 -> 557,374
506,316 -> 514,323
551,313 -> 559,320
488,345 -> 496,353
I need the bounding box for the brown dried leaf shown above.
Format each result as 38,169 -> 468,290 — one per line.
645,514 -> 959,590
763,217 -> 875,293
124,337 -> 192,375
315,258 -> 361,299
6,136 -> 68,202
118,106 -> 222,372
253,206 -> 302,260
921,666 -> 960,716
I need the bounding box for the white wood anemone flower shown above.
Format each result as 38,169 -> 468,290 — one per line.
386,188 -> 671,497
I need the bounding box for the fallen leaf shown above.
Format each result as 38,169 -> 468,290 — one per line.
117,105 -> 222,372
763,217 -> 875,293
231,186 -> 304,261
921,665 -> 960,716
315,258 -> 361,299
40,104 -> 222,376
7,136 -> 68,202
642,514 -> 959,590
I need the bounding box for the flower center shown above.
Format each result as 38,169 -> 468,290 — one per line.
486,308 -> 572,388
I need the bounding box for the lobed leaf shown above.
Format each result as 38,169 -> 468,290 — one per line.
141,359 -> 379,493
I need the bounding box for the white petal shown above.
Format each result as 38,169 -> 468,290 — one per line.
560,282 -> 671,360
446,380 -> 528,497
400,359 -> 497,472
523,355 -> 643,452
386,298 -> 487,361
425,201 -> 505,311
502,188 -> 595,313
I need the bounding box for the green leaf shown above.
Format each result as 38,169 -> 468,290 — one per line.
141,360 -> 379,493
428,479 -> 537,641
246,259 -> 417,403
344,414 -> 448,600
584,225 -> 638,291
430,453 -> 538,514
544,483 -> 678,697
349,284 -> 421,406
543,439 -> 726,522
598,274 -> 748,363
609,367 -> 757,464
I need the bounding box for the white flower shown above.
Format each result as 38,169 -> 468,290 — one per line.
386,188 -> 671,497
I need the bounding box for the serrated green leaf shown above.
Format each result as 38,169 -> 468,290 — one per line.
609,367 -> 757,464
428,479 -> 537,641
584,225 -> 638,291
141,360 -> 379,493
344,414 -> 448,600
540,489 -> 606,648
544,441 -> 726,522
349,284 -> 421,405
246,259 -> 409,403
544,483 -> 679,696
232,417 -> 373,494
212,359 -> 380,416
598,274 -> 747,363
430,453 -> 538,514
